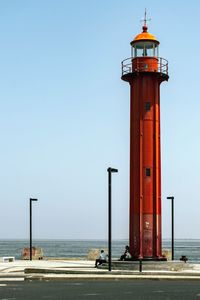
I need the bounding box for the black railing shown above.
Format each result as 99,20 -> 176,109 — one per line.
121,57 -> 168,76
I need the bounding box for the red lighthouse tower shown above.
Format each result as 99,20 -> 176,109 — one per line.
121,17 -> 169,260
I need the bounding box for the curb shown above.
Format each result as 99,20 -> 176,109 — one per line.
24,268 -> 200,281
24,273 -> 200,281
24,268 -> 200,277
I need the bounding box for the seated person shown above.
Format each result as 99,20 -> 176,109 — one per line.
95,250 -> 107,268
119,245 -> 132,261
180,255 -> 188,263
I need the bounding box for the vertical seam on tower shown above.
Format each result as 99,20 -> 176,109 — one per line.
153,76 -> 157,258
139,75 -> 143,258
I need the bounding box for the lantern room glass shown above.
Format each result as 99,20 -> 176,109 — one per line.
131,41 -> 159,58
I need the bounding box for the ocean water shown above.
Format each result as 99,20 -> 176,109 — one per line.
0,239 -> 200,262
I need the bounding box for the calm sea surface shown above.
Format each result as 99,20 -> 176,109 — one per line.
0,239 -> 200,261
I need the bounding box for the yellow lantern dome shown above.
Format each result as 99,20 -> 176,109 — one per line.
130,25 -> 159,46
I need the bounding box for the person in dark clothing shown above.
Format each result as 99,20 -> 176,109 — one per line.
119,245 -> 132,261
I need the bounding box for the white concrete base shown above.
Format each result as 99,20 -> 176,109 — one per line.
1,257 -> 15,263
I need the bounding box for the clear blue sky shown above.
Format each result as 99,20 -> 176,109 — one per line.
0,0 -> 200,240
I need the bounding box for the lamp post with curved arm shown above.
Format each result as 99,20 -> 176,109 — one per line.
167,196 -> 174,260
30,198 -> 38,261
107,167 -> 118,271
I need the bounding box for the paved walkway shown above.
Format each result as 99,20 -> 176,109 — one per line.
0,259 -> 94,281
1,259 -> 200,281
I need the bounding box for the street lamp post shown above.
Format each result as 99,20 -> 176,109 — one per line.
107,167 -> 118,272
167,196 -> 174,260
30,198 -> 38,261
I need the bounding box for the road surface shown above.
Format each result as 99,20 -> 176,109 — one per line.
0,279 -> 200,299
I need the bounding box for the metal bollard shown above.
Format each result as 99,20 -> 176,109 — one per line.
139,259 -> 142,272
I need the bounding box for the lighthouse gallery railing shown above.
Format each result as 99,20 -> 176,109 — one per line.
121,57 -> 168,76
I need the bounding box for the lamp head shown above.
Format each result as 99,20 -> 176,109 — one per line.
30,198 -> 38,202
107,167 -> 118,173
167,196 -> 174,200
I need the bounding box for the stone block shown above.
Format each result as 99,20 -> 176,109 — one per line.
22,247 -> 43,260
87,248 -> 108,260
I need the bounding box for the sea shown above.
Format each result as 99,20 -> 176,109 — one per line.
0,239 -> 200,262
